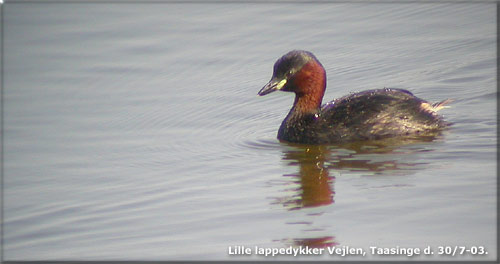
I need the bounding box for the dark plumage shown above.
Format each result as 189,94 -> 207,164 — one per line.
258,50 -> 450,144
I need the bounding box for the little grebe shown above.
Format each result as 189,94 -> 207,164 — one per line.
258,50 -> 450,144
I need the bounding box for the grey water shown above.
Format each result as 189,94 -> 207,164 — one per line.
2,2 -> 496,261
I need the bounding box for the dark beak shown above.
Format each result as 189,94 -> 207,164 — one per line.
258,78 -> 287,96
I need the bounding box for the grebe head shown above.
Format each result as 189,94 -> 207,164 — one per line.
258,50 -> 326,99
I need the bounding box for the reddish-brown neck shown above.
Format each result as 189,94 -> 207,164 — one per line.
291,60 -> 327,113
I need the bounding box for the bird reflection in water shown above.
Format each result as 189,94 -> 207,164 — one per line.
273,134 -> 445,248
280,236 -> 338,248
275,134 -> 442,210
279,145 -> 334,209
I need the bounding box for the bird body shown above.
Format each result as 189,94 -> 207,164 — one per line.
258,50 -> 450,144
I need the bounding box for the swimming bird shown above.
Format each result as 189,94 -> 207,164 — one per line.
258,50 -> 451,144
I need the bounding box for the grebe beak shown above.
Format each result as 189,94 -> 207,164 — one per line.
258,78 -> 287,96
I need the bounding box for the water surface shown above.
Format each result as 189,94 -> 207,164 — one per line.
3,2 -> 496,261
